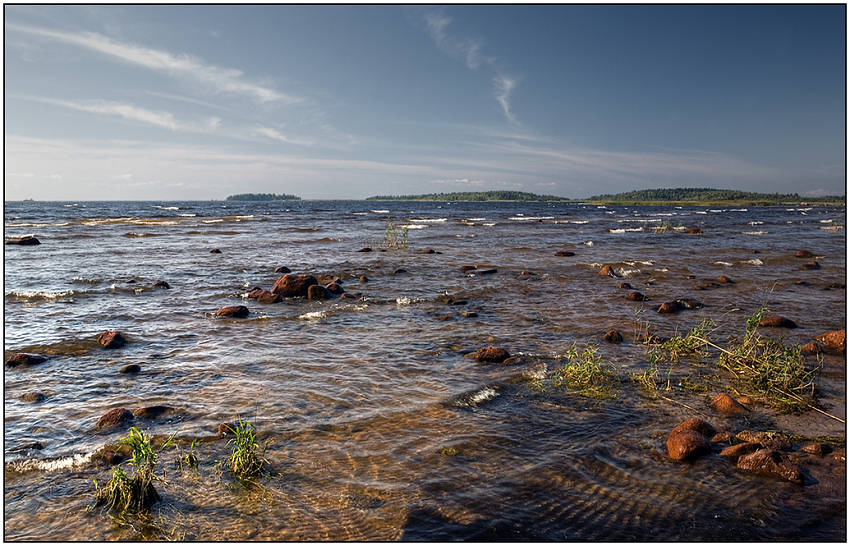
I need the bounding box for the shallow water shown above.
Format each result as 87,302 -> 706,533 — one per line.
4,200 -> 846,540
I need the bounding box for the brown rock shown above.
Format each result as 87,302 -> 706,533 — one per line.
800,442 -> 831,456
217,422 -> 235,437
711,432 -> 732,444
132,405 -> 173,419
391,268 -> 407,275
359,275 -> 369,283
735,430 -> 792,451
657,301 -> 682,314
603,329 -> 623,343
271,273 -> 318,297
671,418 -> 716,438
794,250 -> 816,258
710,393 -> 748,416
684,227 -> 702,234
248,289 -> 281,304
6,353 -> 48,367
274,266 -> 292,273
307,285 -> 329,300
617,282 -> 633,290
438,315 -> 451,321
103,450 -> 125,466
694,281 -> 721,290
758,315 -> 797,328
737,449 -> 804,484
357,247 -> 372,252
325,282 -> 344,294
555,250 -> 575,257
736,397 -> 754,406
316,274 -> 341,286
209,248 -> 221,253
97,330 -> 126,349
460,311 -> 478,318
502,356 -> 523,365
418,248 -> 437,254
800,342 -> 821,355
598,264 -> 615,277
6,235 -> 41,245
120,364 -> 141,374
95,408 -> 134,431
460,265 -> 477,272
475,268 -> 497,275
667,430 -> 711,461
474,346 -> 510,363
153,280 -> 171,289
215,305 -> 249,318
800,261 -> 820,270
626,291 -> 648,301
716,275 -> 734,284
720,442 -> 762,458
20,392 -> 46,403
814,329 -> 845,355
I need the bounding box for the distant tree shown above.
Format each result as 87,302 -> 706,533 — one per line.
225,193 -> 301,201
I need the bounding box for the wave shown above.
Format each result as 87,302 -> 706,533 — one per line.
370,209 -> 390,213
742,231 -> 767,235
608,227 -> 643,233
154,205 -> 179,211
5,222 -> 50,228
400,224 -> 428,230
6,290 -> 77,301
409,218 -> 447,223
508,216 -> 554,221
714,261 -> 733,266
6,452 -> 93,475
448,385 -> 499,408
740,259 -> 764,266
123,232 -> 160,238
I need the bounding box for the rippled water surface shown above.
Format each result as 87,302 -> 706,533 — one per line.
4,200 -> 846,540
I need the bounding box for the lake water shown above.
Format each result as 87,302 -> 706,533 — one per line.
4,200 -> 846,540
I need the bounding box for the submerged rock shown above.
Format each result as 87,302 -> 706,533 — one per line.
555,250 -> 575,257
217,422 -> 235,437
325,282 -> 345,295
153,280 -> 171,289
215,305 -> 249,318
95,408 -> 134,431
737,449 -> 804,484
758,315 -> 797,328
417,248 -> 437,254
359,275 -> 369,283
599,264 -> 616,277
720,442 -> 762,458
5,235 -> 40,245
657,301 -> 682,314
736,431 -> 792,451
19,392 -> 46,403
307,285 -> 329,300
617,282 -> 633,290
814,329 -> 845,355
120,364 -> 141,374
357,247 -> 372,252
603,329 -> 623,344
710,393 -> 748,416
6,353 -> 48,367
271,274 -> 318,297
274,266 -> 292,273
666,418 -> 715,461
684,227 -> 702,234
459,265 -> 477,272
391,268 -> 407,275
794,250 -> 816,258
210,248 -> 222,254
716,275 -> 734,284
103,450 -> 125,466
800,261 -> 820,270
248,288 -> 282,304
626,291 -> 648,301
132,405 -> 173,419
474,346 -> 510,363
800,443 -> 831,456
694,281 -> 721,290
98,330 -> 127,349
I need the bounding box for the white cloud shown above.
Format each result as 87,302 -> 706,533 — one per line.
253,126 -> 314,147
493,75 -> 517,123
6,23 -> 297,103
34,97 -> 181,130
424,13 -> 483,70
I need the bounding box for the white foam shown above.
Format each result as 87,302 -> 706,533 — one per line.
820,219 -> 833,223
298,310 -> 329,320
466,217 -> 486,221
9,452 -> 93,473
508,216 -> 554,221
747,221 -> 764,225
714,261 -> 733,266
741,259 -> 764,266
467,386 -> 498,405
178,213 -> 196,217
743,231 -> 767,235
154,205 -> 179,211
608,227 -> 643,233
729,208 -> 748,212
9,290 -> 75,300
654,268 -> 669,272
617,268 -> 642,277
202,219 -> 224,224
581,241 -> 593,246
482,223 -> 496,227
370,209 -> 390,213
409,218 -> 447,223
400,224 -> 427,229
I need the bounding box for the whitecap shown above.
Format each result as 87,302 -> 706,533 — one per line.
400,224 -> 427,229
746,221 -> 764,225
466,217 -> 486,221
729,208 -> 748,212
608,227 -> 643,233
298,310 -> 329,320
741,259 -> 764,266
178,213 -> 197,217
409,218 -> 447,223
202,219 -> 224,224
654,268 -> 669,272
581,241 -> 593,246
154,205 -> 179,211
617,267 -> 642,277
7,290 -> 75,300
352,212 -> 369,215
370,209 -> 390,213
714,261 -> 733,266
743,231 -> 767,235
696,211 -> 707,214
508,216 -> 554,221
820,219 -> 833,223
8,452 -> 93,473
482,223 -> 496,227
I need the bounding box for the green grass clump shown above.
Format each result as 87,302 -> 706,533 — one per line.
177,439 -> 199,472
551,344 -> 616,399
373,220 -> 408,250
226,419 -> 266,479
90,427 -> 174,515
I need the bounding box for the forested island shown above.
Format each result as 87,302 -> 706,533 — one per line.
586,188 -> 843,206
365,191 -> 570,202
225,193 -> 301,201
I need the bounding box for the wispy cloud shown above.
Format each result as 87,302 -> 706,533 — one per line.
37,98 -> 181,130
253,126 -> 314,147
424,12 -> 483,70
6,23 -> 297,104
493,75 -> 517,123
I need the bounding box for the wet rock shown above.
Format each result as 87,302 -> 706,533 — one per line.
814,329 -> 845,355
210,248 -> 222,253
8,441 -> 45,454
716,275 -> 734,284
6,235 -> 41,245
555,250 -> 575,257
359,275 -> 369,283
711,432 -> 732,444
247,289 -> 282,304
271,273 -> 318,297
19,392 -> 46,403
215,305 -> 249,318
95,408 -> 134,431
736,431 -> 792,451
132,405 -> 173,419
502,356 -> 522,365
460,265 -> 477,272
103,450 -> 125,466
340,292 -> 361,299
801,442 -> 831,456
417,248 -> 437,254
438,315 -> 451,321
684,227 -> 702,234
274,266 -> 292,274
617,282 -> 633,290
794,250 -> 816,258
153,280 -> 171,289
694,281 -> 721,290
474,346 -> 510,363
825,282 -> 845,290
737,449 -> 804,484
666,419 -> 716,461
217,422 -> 235,437
710,393 -> 748,416
598,264 -> 616,277
98,330 -> 127,349
307,285 -> 329,300
460,311 -> 478,318
603,329 -> 623,344
357,247 -> 372,252
6,353 -> 48,367
800,261 -> 820,270
685,274 -> 696,279
626,291 -> 648,301
736,396 -> 754,406
720,442 -> 762,458
677,299 -> 703,309
758,315 -> 797,329
800,342 -> 821,355
391,268 -> 407,275
657,301 -> 682,314
325,282 -> 344,295
120,364 -> 141,374
475,268 -> 498,275
316,274 -> 341,286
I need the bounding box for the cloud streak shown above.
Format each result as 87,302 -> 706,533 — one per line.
6,23 -> 296,104
37,98 -> 181,130
493,75 -> 517,123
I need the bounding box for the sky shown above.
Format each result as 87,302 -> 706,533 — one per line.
4,5 -> 846,200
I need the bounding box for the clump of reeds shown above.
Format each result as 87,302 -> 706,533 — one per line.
378,221 -> 408,250
551,344 -> 616,399
225,419 -> 266,479
177,439 -> 199,473
90,427 -> 174,515
633,319 -> 715,395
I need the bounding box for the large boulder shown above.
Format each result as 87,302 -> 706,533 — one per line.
215,305 -> 249,318
271,274 -> 318,297
736,449 -> 804,484
814,329 -> 845,355
758,315 -> 797,329
97,330 -> 126,349
247,289 -> 281,304
474,346 -> 510,363
6,353 -> 48,367
666,418 -> 715,461
95,408 -> 134,431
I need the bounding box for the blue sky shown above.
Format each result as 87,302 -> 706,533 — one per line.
4,5 -> 845,200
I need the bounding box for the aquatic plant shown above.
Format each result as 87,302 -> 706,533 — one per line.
655,319 -> 716,363
90,427 -> 174,516
177,439 -> 199,472
551,344 -> 616,399
225,419 -> 266,479
374,220 -> 408,250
